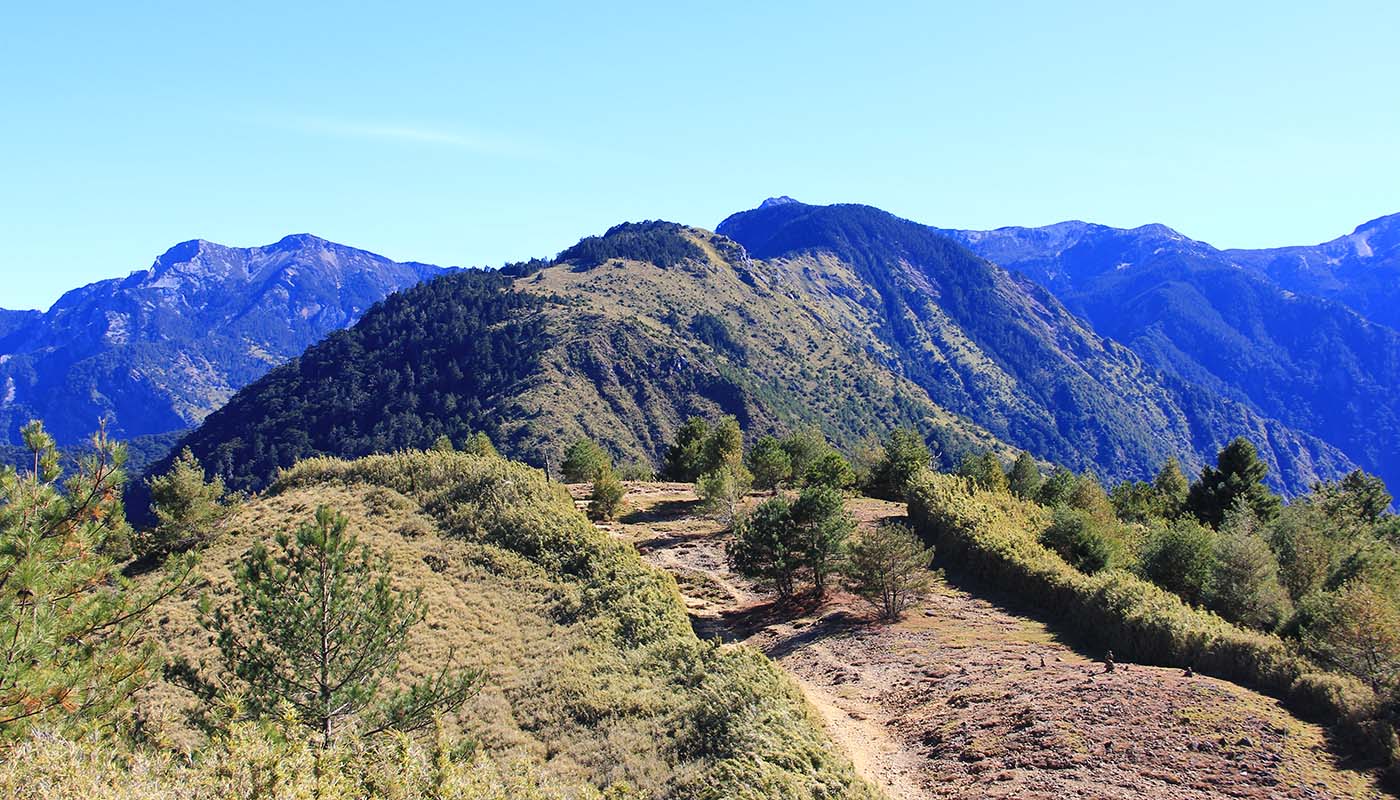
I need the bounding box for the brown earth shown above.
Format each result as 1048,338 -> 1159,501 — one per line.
573,482 -> 1386,800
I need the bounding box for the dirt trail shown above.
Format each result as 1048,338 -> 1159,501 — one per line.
580,483 -> 1385,800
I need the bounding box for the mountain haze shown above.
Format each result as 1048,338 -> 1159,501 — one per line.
0,234 -> 444,446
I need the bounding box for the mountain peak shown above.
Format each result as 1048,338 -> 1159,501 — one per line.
758,196 -> 801,209
1352,211 -> 1400,236
268,232 -> 333,250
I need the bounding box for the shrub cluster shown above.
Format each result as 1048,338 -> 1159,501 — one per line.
906,470 -> 1396,773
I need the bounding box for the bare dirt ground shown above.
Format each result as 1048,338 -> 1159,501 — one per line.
573,483 -> 1386,800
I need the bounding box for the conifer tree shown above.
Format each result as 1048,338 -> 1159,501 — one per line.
1037,465 -> 1077,507
664,417 -> 711,482
779,425 -> 830,482
201,506 -> 478,745
958,452 -> 1009,494
461,431 -> 499,458
1007,452 -> 1043,500
729,496 -> 802,599
588,468 -> 626,521
561,439 -> 611,483
1153,458 -> 1190,518
866,428 -> 932,500
1188,438 -> 1281,528
141,447 -> 227,558
845,521 -> 935,620
791,486 -> 854,597
747,435 -> 793,493
0,421 -> 190,740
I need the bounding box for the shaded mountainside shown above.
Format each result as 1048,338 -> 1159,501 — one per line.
936,217 -> 1400,496
158,214 -> 1348,499
0,234 -> 444,446
1227,213 -> 1400,330
718,201 -> 1351,494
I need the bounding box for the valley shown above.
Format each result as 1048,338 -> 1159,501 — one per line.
588,482 -> 1387,799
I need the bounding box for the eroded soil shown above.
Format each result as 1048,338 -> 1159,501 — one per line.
576,483 -> 1385,800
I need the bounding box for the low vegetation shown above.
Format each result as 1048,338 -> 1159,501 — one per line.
907,464 -> 1400,783
0,437 -> 876,799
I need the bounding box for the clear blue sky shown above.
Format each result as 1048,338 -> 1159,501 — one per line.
3,1 -> 1398,310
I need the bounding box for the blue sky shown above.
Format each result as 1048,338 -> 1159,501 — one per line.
3,1 -> 1397,310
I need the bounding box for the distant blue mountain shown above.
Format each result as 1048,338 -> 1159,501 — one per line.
932,215 -> 1400,495
0,234 -> 445,447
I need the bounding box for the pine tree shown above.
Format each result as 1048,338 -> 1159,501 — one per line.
141,447 -> 227,558
1007,452 -> 1043,500
588,468 -> 626,521
664,417 -> 710,482
866,428 -> 932,500
1188,438 -> 1281,528
958,452 -> 1008,494
778,425 -> 829,482
1152,458 -> 1190,518
747,435 -> 793,493
461,431 -> 498,458
845,521 -> 935,620
803,450 -> 856,491
201,506 -> 478,745
728,497 -> 802,599
0,421 -> 190,740
703,416 -> 745,475
1037,465 -> 1077,507
791,486 -> 853,598
561,439 -> 611,483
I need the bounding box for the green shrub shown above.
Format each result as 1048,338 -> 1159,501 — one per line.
906,469 -> 1392,770
1140,518 -> 1216,604
1039,507 -> 1115,574
562,439 -> 612,483
589,469 -> 627,521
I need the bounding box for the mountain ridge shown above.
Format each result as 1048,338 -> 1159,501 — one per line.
152,207 -> 1353,498
0,235 -> 446,446
932,210 -> 1400,496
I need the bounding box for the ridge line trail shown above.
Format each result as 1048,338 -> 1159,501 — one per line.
577,483 -> 1383,800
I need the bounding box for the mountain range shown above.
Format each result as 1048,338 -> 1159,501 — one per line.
0,234 -> 444,446
8,201 -> 1397,502
935,212 -> 1400,497
145,205 -> 1361,499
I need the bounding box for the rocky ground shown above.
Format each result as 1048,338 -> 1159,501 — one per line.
574,483 -> 1386,800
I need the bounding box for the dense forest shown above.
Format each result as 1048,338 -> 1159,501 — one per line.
149,270 -> 550,494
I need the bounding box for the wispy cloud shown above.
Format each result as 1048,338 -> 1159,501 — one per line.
259,114 -> 548,159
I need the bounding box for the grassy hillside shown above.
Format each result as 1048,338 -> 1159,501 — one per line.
133,451 -> 878,800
